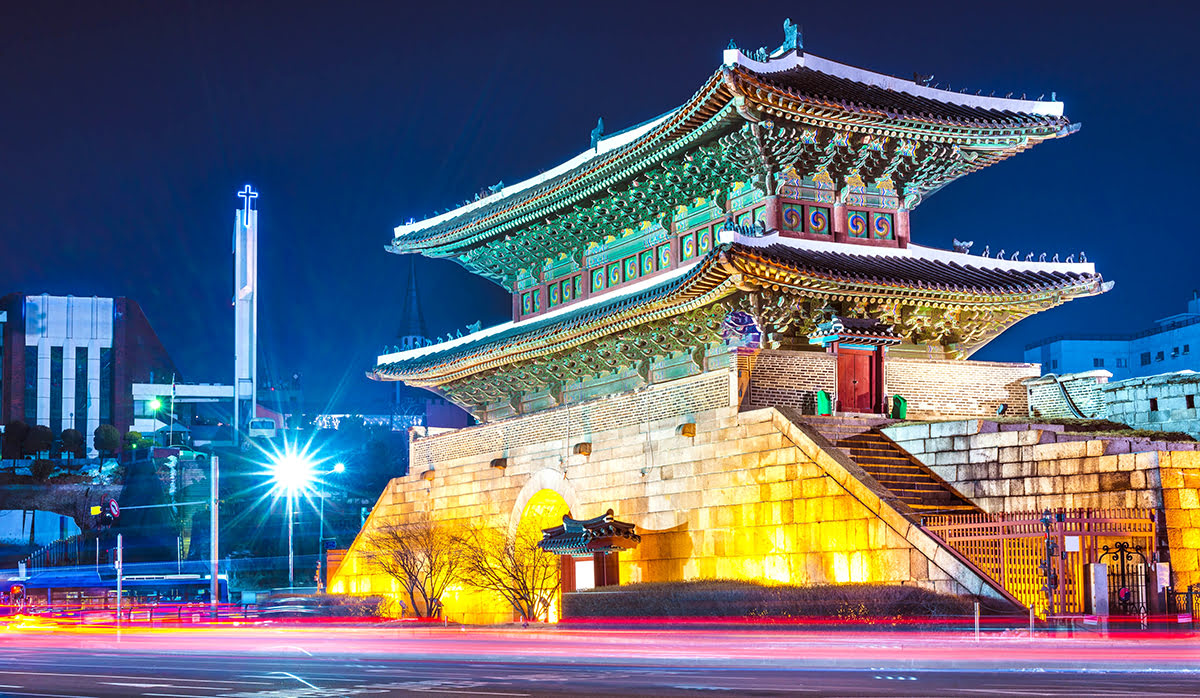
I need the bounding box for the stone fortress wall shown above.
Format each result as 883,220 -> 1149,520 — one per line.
330,369 -> 1002,623
1026,369 -> 1200,438
883,419 -> 1200,587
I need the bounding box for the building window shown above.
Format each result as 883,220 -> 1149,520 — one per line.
1093,358 -> 1104,368
1150,398 -> 1159,411
49,346 -> 63,439
74,347 -> 88,432
1156,351 -> 1165,362
1116,358 -> 1127,368
1188,395 -> 1196,410
1172,346 -> 1180,358
1185,344 -> 1191,354
99,348 -> 113,424
1051,359 -> 1058,369
24,346 -> 38,423
1141,352 -> 1152,366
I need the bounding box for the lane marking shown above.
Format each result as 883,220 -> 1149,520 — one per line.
0,670 -> 269,685
272,671 -> 318,689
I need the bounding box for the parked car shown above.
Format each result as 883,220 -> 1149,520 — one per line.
154,445 -> 209,464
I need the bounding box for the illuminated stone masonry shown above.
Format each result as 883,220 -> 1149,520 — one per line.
332,370 -> 1009,623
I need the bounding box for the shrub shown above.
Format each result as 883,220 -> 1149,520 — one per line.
268,593 -> 384,617
94,424 -> 120,454
563,579 -> 977,621
61,429 -> 85,458
124,430 -> 147,450
30,459 -> 55,481
23,425 -> 53,457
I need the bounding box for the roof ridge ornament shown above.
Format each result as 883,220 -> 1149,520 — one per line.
590,118 -> 604,151
778,18 -> 803,54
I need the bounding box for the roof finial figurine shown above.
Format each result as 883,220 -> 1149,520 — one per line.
779,18 -> 803,53
997,249 -> 1005,259
1080,251 -> 1087,262
1039,253 -> 1047,262
590,118 -> 605,151
1011,250 -> 1020,261
952,239 -> 973,253
981,245 -> 990,258
1052,253 -> 1060,263
1065,254 -> 1075,263
1025,252 -> 1034,261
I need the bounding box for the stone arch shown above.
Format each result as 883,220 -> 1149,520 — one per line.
508,468 -> 581,534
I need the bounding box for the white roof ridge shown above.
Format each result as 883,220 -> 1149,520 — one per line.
722,48 -> 1065,118
724,231 -> 1096,274
393,110 -> 676,240
376,259 -> 700,365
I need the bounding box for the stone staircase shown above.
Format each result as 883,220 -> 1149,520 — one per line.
803,414 -> 979,515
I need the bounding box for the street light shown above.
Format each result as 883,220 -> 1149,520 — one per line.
269,450 -> 316,588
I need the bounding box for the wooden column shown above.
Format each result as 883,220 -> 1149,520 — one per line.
593,552 -> 620,587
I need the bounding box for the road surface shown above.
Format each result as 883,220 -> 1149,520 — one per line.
0,623 -> 1196,696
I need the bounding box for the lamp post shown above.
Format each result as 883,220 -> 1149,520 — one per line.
270,450 -> 315,589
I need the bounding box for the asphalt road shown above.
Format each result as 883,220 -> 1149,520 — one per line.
0,625 -> 1196,697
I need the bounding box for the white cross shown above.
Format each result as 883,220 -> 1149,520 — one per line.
237,184 -> 258,226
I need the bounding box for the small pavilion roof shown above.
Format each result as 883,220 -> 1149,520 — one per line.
538,509 -> 641,556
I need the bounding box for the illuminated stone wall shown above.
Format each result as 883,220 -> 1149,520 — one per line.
884,419 -> 1200,588
744,350 -> 1038,418
1160,451 -> 1200,587
330,369 -> 1003,624
884,358 -> 1038,418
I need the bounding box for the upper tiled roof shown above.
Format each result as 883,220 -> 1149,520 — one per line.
389,48 -> 1072,255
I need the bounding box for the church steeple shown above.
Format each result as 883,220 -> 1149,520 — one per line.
398,257 -> 428,351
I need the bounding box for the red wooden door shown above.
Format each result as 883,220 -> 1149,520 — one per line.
837,349 -> 876,413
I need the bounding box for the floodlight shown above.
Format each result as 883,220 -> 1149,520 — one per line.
333,462 -> 346,474
148,397 -> 162,411
270,451 -> 316,495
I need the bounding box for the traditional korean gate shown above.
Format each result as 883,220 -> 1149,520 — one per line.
922,508 -> 1156,617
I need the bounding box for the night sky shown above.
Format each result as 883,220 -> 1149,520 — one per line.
3,1 -> 1197,413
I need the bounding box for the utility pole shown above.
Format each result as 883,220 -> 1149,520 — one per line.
210,455 -> 220,615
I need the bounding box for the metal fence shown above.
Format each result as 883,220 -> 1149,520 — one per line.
922,508 -> 1156,616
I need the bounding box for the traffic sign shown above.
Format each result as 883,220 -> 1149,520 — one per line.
108,499 -> 120,519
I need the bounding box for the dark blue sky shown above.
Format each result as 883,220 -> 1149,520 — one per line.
2,1 -> 1196,411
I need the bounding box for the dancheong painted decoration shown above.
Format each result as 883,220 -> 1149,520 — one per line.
373,24 -> 1109,422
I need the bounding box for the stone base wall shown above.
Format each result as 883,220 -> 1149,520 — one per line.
331,371 -> 1001,624
883,420 -> 1200,587
744,350 -> 1037,418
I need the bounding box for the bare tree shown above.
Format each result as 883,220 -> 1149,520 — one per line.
362,511 -> 461,618
457,518 -> 559,622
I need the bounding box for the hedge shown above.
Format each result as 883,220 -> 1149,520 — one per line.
563,579 -> 983,621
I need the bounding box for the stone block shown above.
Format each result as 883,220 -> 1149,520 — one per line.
930,420 -> 976,438
969,447 -> 999,464
883,423 -> 930,442
926,436 -> 956,453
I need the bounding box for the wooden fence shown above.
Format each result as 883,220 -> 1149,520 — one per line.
922,508 -> 1156,616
